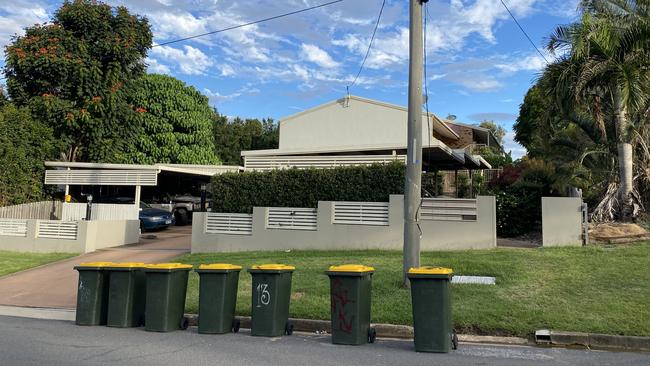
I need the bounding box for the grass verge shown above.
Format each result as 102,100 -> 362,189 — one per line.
177,243 -> 650,338
0,251 -> 77,277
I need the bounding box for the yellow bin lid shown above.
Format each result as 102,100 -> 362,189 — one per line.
198,263 -> 242,270
145,263 -> 193,270
408,266 -> 453,275
109,262 -> 146,268
250,264 -> 295,271
76,262 -> 114,267
328,264 -> 375,273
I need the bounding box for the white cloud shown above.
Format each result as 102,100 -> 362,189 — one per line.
203,84 -> 260,105
146,57 -> 171,74
332,0 -> 537,69
300,44 -> 340,68
150,45 -> 212,75
503,131 -> 527,159
0,1 -> 50,48
220,64 -> 235,77
203,88 -> 241,104
495,54 -> 547,73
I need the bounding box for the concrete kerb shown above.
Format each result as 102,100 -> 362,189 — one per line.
536,330 -> 650,352
184,314 -> 529,346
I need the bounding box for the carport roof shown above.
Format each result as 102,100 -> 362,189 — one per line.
44,162 -> 243,177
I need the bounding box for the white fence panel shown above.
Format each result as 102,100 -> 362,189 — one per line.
421,198 -> 477,221
205,213 -> 252,235
333,202 -> 389,226
0,201 -> 61,220
62,203 -> 139,221
36,221 -> 78,240
0,219 -> 28,237
267,208 -> 317,231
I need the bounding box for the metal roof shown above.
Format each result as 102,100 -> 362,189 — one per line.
44,162 -> 242,177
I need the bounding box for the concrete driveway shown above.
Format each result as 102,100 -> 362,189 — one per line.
0,225 -> 192,309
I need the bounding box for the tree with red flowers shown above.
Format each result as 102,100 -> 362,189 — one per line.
4,0 -> 152,162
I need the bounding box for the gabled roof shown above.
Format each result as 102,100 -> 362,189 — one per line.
279,95 -> 460,141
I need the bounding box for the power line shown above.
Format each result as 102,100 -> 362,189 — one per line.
152,0 -> 345,48
499,0 -> 549,63
347,0 -> 386,92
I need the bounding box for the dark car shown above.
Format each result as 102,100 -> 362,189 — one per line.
139,202 -> 174,232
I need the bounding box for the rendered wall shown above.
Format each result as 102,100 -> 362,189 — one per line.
279,98 -> 437,151
0,220 -> 140,253
542,197 -> 583,247
191,195 -> 497,253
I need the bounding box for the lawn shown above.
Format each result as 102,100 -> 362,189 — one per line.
176,242 -> 650,338
0,251 -> 77,277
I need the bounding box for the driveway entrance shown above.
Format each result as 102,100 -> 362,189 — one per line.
0,226 -> 191,309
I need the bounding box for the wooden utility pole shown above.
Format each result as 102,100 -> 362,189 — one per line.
403,0 -> 425,287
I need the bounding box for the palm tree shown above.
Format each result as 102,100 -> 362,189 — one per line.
544,0 -> 650,219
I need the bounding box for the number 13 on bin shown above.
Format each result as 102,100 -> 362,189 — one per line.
256,283 -> 270,307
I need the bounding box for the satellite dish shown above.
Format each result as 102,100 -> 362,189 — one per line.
446,114 -> 457,121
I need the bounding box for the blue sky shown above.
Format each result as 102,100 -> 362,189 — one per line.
0,0 -> 580,158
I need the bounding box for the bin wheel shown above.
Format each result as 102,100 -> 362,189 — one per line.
232,319 -> 241,333
139,316 -> 146,327
452,331 -> 459,350
285,322 -> 294,336
368,328 -> 377,344
180,317 -> 189,330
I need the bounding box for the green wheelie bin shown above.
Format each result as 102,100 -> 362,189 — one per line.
74,262 -> 113,326
196,263 -> 242,334
326,265 -> 376,345
407,267 -> 457,353
143,263 -> 193,332
105,262 -> 147,328
248,264 -> 295,337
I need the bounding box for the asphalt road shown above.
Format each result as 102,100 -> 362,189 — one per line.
1,316 -> 648,366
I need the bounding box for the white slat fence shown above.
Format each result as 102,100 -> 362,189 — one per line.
205,213 -> 253,235
0,219 -> 28,237
0,201 -> 61,220
267,208 -> 317,230
333,202 -> 390,226
61,203 -> 139,221
36,221 -> 79,240
420,198 -> 477,221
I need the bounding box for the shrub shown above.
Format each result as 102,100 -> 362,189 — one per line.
211,163 -> 406,213
488,159 -> 560,237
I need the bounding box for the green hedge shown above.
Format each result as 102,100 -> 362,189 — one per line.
212,163 -> 420,213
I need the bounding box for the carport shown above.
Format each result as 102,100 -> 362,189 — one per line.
43,162 -> 242,220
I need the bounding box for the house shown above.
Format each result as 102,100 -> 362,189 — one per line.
241,95 -> 497,172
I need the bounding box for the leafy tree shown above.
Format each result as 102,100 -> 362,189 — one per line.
0,87 -> 8,108
475,145 -> 513,168
120,74 -> 220,164
213,113 -> 279,165
478,120 -> 506,145
541,0 -> 650,219
4,0 -> 152,162
0,104 -> 57,205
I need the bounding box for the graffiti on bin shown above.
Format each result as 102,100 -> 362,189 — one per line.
331,278 -> 354,333
256,283 -> 270,307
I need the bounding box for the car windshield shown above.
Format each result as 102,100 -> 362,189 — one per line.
139,202 -> 152,209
